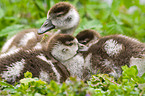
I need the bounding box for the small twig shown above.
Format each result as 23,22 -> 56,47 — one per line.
140,89 -> 144,96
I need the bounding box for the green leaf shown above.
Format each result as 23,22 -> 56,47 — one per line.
34,17 -> 47,28
122,0 -> 139,8
3,88 -> 16,93
104,22 -> 123,35
0,24 -> 30,39
20,78 -> 37,85
0,81 -> 14,88
122,65 -> 138,77
74,18 -> 102,36
0,8 -> 4,19
24,71 -> 32,78
140,73 -> 145,83
111,0 -> 120,12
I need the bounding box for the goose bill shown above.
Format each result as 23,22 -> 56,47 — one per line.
78,43 -> 89,52
37,19 -> 55,34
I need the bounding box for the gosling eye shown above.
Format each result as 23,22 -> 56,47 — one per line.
65,41 -> 74,46
56,14 -> 63,17
79,40 -> 88,45
82,41 -> 88,45
68,43 -> 73,46
56,12 -> 64,17
62,48 -> 68,52
79,38 -> 90,45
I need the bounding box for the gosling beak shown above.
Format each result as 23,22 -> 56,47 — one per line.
37,19 -> 55,34
78,43 -> 89,52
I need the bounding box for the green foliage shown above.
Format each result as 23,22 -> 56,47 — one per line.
24,71 -> 33,78
0,0 -> 145,95
88,65 -> 145,96
0,71 -> 93,96
0,35 -> 6,50
1,66 -> 145,95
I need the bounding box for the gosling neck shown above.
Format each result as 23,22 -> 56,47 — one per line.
60,25 -> 78,34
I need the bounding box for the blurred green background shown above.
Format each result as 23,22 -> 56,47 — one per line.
0,0 -> 145,49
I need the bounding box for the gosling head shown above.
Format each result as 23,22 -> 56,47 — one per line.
38,2 -> 80,34
47,34 -> 80,61
76,29 -> 101,51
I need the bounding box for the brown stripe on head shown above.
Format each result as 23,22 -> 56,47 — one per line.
76,29 -> 100,45
49,2 -> 73,17
47,34 -> 75,54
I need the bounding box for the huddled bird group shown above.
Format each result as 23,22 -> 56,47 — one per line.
0,2 -> 145,84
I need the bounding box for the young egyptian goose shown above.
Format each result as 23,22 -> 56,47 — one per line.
80,34 -> 145,78
47,34 -> 85,79
0,34 -> 85,84
76,29 -> 101,51
1,2 -> 80,53
1,29 -> 52,53
38,2 -> 80,34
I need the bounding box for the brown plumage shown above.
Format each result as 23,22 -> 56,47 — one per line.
2,2 -> 80,53
81,34 -> 145,78
1,29 -> 52,53
47,34 -> 85,80
76,29 -> 101,48
47,34 -> 75,54
0,49 -> 70,84
75,29 -> 101,80
0,34 -> 79,84
49,2 -> 72,17
38,2 -> 80,34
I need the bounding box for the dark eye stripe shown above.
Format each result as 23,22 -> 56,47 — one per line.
56,14 -> 63,17
68,43 -> 73,46
65,41 -> 74,46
